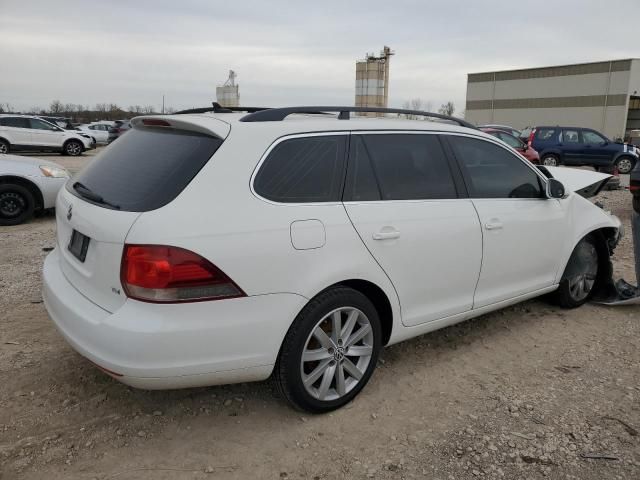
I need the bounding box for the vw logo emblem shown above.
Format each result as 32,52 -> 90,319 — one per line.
67,205 -> 73,221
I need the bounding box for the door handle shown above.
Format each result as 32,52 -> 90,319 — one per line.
484,222 -> 503,231
372,229 -> 400,240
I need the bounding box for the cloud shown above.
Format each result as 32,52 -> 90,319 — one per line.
1,0 -> 638,112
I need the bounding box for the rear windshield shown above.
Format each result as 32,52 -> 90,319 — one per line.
68,127 -> 223,212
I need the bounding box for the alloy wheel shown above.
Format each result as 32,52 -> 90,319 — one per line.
300,307 -> 374,401
616,157 -> 633,174
0,142 -> 8,154
542,156 -> 558,166
66,142 -> 82,156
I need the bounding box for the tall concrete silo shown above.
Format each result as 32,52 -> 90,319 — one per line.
355,46 -> 393,116
216,70 -> 240,107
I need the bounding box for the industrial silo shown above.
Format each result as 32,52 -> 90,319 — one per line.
216,70 -> 240,108
355,46 -> 393,116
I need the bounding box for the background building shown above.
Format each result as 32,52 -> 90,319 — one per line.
465,59 -> 640,139
216,70 -> 240,107
355,46 -> 393,117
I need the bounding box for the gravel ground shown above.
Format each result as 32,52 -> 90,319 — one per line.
0,153 -> 638,479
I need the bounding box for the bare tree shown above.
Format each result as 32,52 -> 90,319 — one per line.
142,105 -> 155,114
401,98 -> 434,119
438,101 -> 455,117
0,102 -> 13,113
50,100 -> 63,114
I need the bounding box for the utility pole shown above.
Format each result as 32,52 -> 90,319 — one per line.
162,95 -> 165,115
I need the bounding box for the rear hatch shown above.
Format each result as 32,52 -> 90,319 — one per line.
55,116 -> 229,313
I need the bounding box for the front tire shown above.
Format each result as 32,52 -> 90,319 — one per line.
64,140 -> 83,156
553,236 -> 599,308
0,139 -> 9,154
0,184 -> 35,226
541,154 -> 560,167
615,156 -> 635,174
274,287 -> 382,413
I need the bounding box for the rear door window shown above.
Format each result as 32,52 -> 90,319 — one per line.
448,135 -> 544,199
69,127 -> 223,211
344,133 -> 457,201
562,129 -> 580,144
0,117 -> 30,128
254,135 -> 347,203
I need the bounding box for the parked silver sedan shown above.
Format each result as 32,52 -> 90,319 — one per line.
0,154 -> 69,225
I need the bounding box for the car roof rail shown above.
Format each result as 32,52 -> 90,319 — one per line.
238,106 -> 476,128
174,102 -> 269,115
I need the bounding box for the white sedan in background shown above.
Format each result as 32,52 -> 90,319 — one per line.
77,122 -> 113,145
0,154 -> 69,225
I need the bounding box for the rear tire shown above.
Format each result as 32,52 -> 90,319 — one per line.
0,139 -> 9,154
615,156 -> 635,174
541,154 -> 560,167
553,236 -> 599,308
0,183 -> 35,226
274,287 -> 382,413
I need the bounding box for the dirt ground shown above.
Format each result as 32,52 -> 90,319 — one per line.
1,151 -> 639,479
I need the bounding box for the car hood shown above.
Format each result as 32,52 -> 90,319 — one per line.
0,154 -> 66,170
545,166 -> 612,198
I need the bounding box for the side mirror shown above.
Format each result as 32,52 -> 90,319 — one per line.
548,178 -> 566,199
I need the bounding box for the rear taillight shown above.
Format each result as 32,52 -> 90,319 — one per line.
528,128 -> 536,147
121,245 -> 245,303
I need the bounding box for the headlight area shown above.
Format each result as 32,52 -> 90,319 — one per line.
40,165 -> 69,178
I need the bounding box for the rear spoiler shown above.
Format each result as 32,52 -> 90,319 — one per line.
130,116 -> 230,140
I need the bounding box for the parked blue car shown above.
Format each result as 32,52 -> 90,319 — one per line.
523,126 -> 639,174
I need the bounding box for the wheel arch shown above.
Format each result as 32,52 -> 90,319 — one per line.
540,149 -> 562,160
0,175 -> 44,210
63,137 -> 85,152
294,279 -> 395,347
559,227 -> 618,297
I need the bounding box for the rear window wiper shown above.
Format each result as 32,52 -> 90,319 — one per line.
72,181 -> 121,210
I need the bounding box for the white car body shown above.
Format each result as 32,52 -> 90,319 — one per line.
0,114 -> 93,154
0,154 -> 69,208
41,111 -> 622,403
77,122 -> 113,144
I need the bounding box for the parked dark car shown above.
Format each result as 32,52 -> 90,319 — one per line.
107,120 -> 132,143
480,127 -> 540,164
524,126 -> 639,174
478,124 -> 522,138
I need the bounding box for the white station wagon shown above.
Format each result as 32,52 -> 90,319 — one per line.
43,105 -> 621,412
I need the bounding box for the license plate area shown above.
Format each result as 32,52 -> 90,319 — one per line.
68,230 -> 90,262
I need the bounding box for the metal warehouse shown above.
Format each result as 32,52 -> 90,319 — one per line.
465,59 -> 640,140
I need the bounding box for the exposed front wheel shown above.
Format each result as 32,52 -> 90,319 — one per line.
553,236 -> 599,308
615,156 -> 635,174
64,140 -> 83,156
541,154 -> 560,167
0,184 -> 35,226
274,287 -> 382,413
0,139 -> 9,154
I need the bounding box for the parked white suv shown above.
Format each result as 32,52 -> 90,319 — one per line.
42,105 -> 621,412
0,114 -> 94,156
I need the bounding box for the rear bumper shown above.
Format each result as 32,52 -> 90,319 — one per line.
42,248 -> 307,389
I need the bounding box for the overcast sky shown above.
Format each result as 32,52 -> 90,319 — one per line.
1,0 -> 639,114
